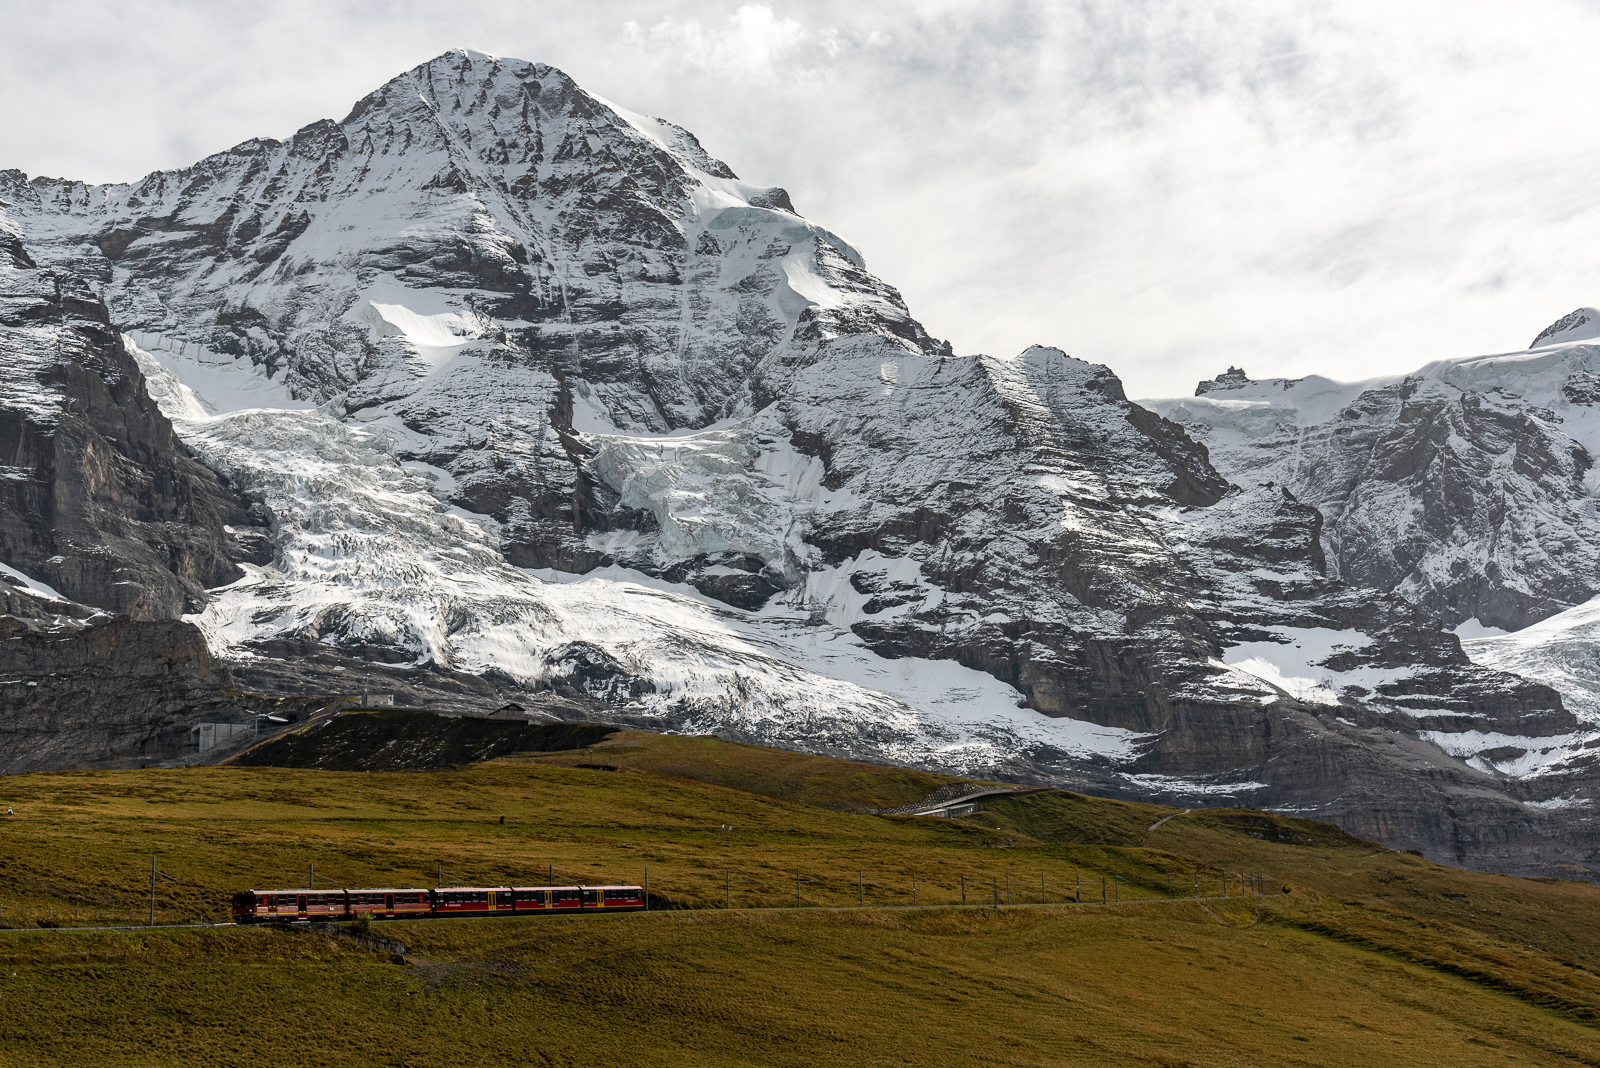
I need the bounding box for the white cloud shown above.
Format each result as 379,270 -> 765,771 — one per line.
623,5 -> 809,78
4,0 -> 1600,397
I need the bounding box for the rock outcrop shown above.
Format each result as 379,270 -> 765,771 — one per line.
0,228 -> 267,618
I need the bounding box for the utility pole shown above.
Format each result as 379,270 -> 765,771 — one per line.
913,871 -> 917,907
437,861 -> 442,889
1006,867 -> 1011,905
1101,876 -> 1106,904
961,874 -> 965,905
992,875 -> 997,907
796,868 -> 800,909
726,868 -> 730,909
309,862 -> 314,891
859,870 -> 864,907
1041,873 -> 1045,904
644,866 -> 649,911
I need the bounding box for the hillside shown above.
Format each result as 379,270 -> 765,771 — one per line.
1,733 -> 1599,1065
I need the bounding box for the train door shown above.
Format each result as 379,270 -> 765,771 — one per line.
297,895 -> 308,917
384,893 -> 394,913
488,890 -> 496,911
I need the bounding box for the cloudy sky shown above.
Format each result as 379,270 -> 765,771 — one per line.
4,0 -> 1599,398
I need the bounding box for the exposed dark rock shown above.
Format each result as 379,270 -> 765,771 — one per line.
0,236 -> 267,618
0,608 -> 317,773
234,709 -> 618,771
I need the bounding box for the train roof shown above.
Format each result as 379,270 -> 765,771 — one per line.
246,887 -> 426,894
509,884 -> 641,891
434,885 -> 520,893
243,884 -> 641,894
340,887 -> 429,893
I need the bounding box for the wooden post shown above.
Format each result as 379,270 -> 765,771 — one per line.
1101,876 -> 1106,904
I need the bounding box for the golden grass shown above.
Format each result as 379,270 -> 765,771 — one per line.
4,904 -> 1599,1067
0,728 -> 1596,1066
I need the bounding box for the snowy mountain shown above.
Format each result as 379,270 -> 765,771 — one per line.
1147,319 -> 1600,848
2,50 -> 1595,877
1150,333 -> 1600,632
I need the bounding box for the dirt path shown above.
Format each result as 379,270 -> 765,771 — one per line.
1147,808 -> 1191,832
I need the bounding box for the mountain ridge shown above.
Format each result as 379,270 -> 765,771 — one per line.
1,50 -> 1595,878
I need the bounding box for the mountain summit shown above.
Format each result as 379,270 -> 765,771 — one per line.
2,51 -> 1595,877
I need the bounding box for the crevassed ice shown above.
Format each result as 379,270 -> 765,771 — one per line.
137,331 -> 1145,771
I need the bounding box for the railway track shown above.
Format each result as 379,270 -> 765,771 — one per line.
0,894 -> 1260,935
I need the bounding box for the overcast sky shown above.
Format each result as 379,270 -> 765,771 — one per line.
3,0 -> 1599,398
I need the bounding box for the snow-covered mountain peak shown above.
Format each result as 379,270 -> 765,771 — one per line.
5,56 -> 1596,875
1531,307 -> 1600,349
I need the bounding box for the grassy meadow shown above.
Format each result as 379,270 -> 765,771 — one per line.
0,727 -> 1597,1065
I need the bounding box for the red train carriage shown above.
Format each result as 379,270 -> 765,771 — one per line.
432,885 -> 516,916
348,888 -> 431,920
581,885 -> 646,911
232,889 -> 346,923
230,883 -> 646,922
510,886 -> 584,912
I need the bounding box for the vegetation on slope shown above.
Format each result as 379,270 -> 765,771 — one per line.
0,727 -> 1597,1066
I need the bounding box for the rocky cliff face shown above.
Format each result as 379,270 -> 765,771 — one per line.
0,228 -> 267,618
3,50 -> 1596,877
1146,332 -> 1600,868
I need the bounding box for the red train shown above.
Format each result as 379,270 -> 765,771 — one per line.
231,884 -> 645,923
